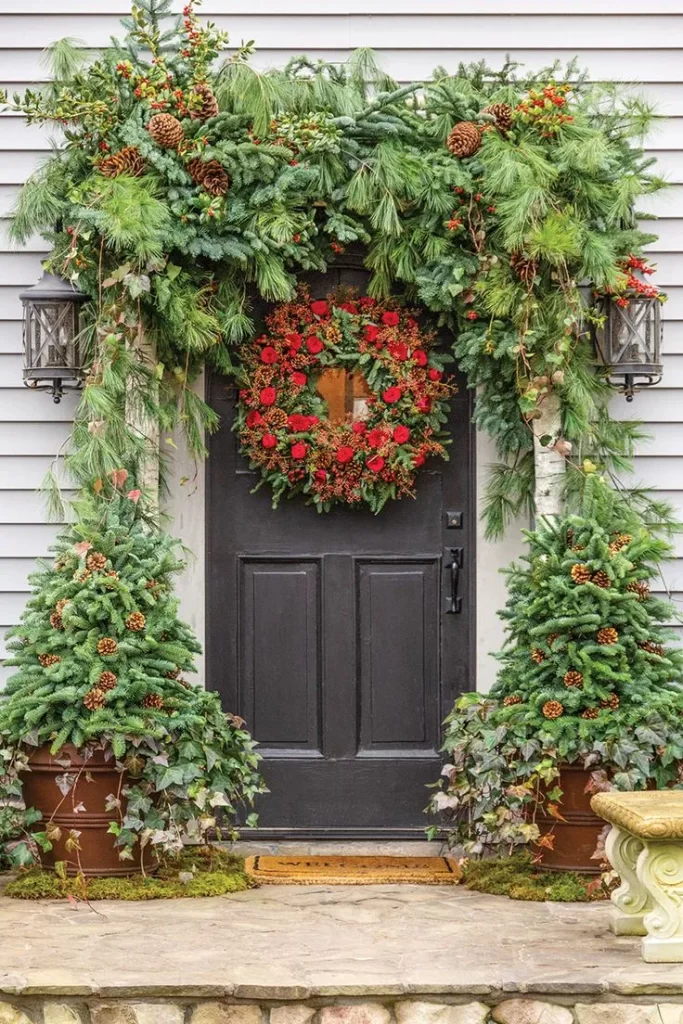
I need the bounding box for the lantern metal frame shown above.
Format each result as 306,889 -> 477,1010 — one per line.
19,271 -> 88,403
591,293 -> 664,402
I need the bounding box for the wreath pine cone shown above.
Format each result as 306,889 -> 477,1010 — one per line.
640,640 -> 665,656
582,707 -> 599,720
189,82 -> 219,121
446,121 -> 482,158
600,692 -> 620,710
56,599 -> 70,614
97,637 -> 118,656
563,670 -> 583,689
38,653 -> 60,667
570,563 -> 591,585
126,611 -> 146,632
83,688 -> 107,711
49,612 -> 64,630
542,700 -> 564,720
99,146 -> 145,178
597,627 -> 619,646
503,694 -> 523,706
73,569 -> 91,583
147,113 -> 184,148
86,551 -> 108,572
203,162 -> 229,197
510,252 -> 539,285
142,693 -> 165,709
482,102 -> 513,133
530,648 -> 545,664
627,580 -> 650,601
609,533 -> 632,555
98,670 -> 118,691
592,570 -> 611,589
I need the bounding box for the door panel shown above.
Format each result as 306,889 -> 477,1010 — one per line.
207,256 -> 475,837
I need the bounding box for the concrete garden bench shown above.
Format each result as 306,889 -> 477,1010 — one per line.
591,790 -> 683,963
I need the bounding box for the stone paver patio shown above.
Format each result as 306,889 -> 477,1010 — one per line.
2,882 -> 683,1000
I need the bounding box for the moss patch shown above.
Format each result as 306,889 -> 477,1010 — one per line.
3,845 -> 253,900
461,853 -> 610,902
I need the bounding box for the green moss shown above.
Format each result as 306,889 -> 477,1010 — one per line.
461,853 -> 608,902
3,845 -> 253,901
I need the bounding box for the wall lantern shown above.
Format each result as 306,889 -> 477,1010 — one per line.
591,294 -> 663,402
19,271 -> 88,403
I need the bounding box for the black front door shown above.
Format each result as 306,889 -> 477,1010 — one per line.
207,263 -> 475,838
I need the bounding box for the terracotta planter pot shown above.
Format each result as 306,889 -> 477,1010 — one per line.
21,744 -> 153,877
535,763 -> 605,875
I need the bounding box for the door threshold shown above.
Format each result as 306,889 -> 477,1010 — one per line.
228,835 -> 451,859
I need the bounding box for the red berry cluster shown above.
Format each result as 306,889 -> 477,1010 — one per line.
613,254 -> 661,307
515,83 -> 574,137
236,289 -> 455,511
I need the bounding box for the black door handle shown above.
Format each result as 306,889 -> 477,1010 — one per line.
447,547 -> 463,614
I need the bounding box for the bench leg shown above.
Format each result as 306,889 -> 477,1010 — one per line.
636,841 -> 683,963
606,825 -> 650,936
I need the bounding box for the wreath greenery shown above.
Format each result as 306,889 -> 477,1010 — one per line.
235,289 -> 454,512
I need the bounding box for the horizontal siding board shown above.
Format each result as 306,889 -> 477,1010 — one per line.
0,252 -> 45,285
6,2 -> 683,13
0,490 -> 70,524
0,390 -> 78,422
0,422 -> 71,455
0,456 -> 73,489
0,559 -> 38,592
0,322 -> 23,354
636,423 -> 683,457
0,525 -> 58,558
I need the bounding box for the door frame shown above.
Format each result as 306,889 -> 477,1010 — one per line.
204,265 -> 477,840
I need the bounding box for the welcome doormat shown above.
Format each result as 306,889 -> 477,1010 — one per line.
244,854 -> 462,885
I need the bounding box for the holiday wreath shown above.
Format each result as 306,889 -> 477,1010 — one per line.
235,289 -> 455,512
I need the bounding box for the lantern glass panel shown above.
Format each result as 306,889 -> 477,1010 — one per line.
28,302 -> 79,372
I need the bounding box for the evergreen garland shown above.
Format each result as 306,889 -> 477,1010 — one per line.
2,1 -> 669,532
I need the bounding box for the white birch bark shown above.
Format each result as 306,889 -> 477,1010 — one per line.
126,329 -> 159,511
532,389 -> 565,522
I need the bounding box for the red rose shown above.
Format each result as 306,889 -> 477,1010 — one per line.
413,350 -> 428,367
260,387 -> 277,406
393,425 -> 410,444
314,469 -> 327,482
366,455 -> 385,472
466,310 -> 478,321
340,301 -> 358,314
291,442 -> 308,460
306,335 -> 324,354
246,410 -> 263,428
389,342 -> 409,362
382,386 -> 401,404
358,296 -> 376,309
428,368 -> 442,381
413,453 -> 425,467
311,300 -> 329,317
406,318 -> 418,329
416,396 -> 432,413
363,324 -> 380,343
308,415 -> 319,426
285,332 -> 303,351
261,346 -> 278,364
382,311 -> 400,327
352,421 -> 366,435
291,372 -> 307,387
288,413 -> 311,432
367,427 -> 387,449
262,433 -> 277,449
336,446 -> 354,464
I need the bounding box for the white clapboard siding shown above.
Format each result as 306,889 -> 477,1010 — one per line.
0,2 -> 682,660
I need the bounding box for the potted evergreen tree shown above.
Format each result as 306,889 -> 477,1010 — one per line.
430,477 -> 683,873
0,494 -> 263,876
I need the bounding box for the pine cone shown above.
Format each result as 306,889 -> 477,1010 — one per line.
627,580 -> 650,601
38,653 -> 60,667
542,700 -> 564,720
55,599 -> 70,614
187,158 -> 208,185
165,667 -> 181,679
86,552 -> 108,572
142,693 -> 164,709
563,670 -> 584,689
99,146 -> 145,178
582,707 -> 599,720
189,82 -> 219,121
106,570 -> 120,580
591,570 -> 611,589
126,611 -> 146,632
600,692 -> 620,710
97,637 -> 118,656
264,407 -> 289,428
144,579 -> 158,590
98,670 -> 118,691
570,563 -> 591,585
503,694 -> 523,707
482,102 -> 513,133
597,627 -> 619,646
446,121 -> 482,158
202,161 -> 229,197
572,545 -> 586,553
73,569 -> 91,583
147,113 -> 184,149
83,688 -> 107,711
640,640 -> 664,657
531,648 -> 545,664
510,252 -> 539,286
566,529 -> 574,546
547,633 -> 560,645
50,612 -> 64,630
609,533 -> 632,555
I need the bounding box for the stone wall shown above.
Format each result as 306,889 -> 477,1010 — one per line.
2,996 -> 683,1024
